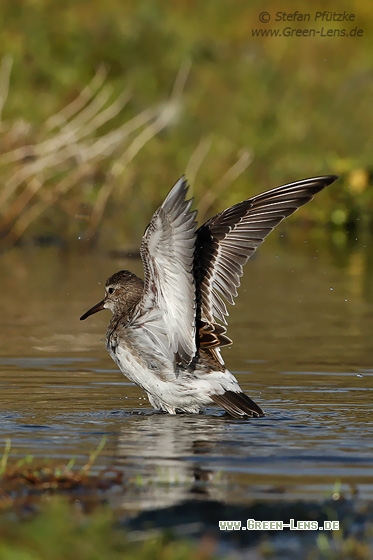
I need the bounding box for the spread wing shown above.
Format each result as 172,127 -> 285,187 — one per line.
131,177 -> 197,365
194,175 -> 338,349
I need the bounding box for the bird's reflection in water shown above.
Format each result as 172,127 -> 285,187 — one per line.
113,410 -> 250,511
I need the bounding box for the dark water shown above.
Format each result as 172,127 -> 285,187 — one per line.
0,238 -> 372,512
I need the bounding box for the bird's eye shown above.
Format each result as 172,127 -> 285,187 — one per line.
108,287 -> 114,294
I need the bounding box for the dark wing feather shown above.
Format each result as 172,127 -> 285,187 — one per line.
194,175 -> 338,348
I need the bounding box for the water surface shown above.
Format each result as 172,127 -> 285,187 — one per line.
0,239 -> 372,512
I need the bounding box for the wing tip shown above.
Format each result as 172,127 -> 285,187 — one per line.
323,174 -> 339,185
305,174 -> 339,189
162,175 -> 189,205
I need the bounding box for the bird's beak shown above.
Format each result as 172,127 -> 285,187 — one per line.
80,299 -> 105,320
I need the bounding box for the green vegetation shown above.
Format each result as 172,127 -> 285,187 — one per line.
0,500 -> 212,560
0,497 -> 371,560
0,0 -> 372,250
0,438 -> 123,511
1,468 -> 372,560
1,442 -> 372,560
0,440 -> 215,559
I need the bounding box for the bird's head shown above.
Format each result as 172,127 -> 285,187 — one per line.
80,270 -> 144,321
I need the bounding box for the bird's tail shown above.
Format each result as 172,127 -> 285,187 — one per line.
211,390 -> 264,418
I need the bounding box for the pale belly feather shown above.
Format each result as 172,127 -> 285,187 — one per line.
107,335 -> 241,414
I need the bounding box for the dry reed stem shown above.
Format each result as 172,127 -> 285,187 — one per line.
0,57 -> 251,248
0,55 -> 13,122
185,137 -> 212,188
0,60 -> 188,247
197,149 -> 253,217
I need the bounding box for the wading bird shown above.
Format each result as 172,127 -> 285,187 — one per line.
81,175 -> 337,418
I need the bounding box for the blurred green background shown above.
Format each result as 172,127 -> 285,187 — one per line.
0,0 -> 372,250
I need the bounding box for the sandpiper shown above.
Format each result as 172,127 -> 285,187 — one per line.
81,175 -> 338,418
